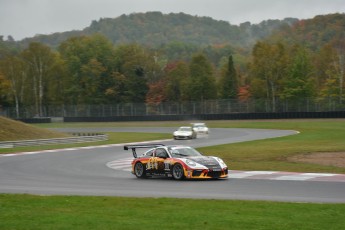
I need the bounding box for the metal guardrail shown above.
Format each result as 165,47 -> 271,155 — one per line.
0,134 -> 108,149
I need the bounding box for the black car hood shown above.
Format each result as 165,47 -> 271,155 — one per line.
187,156 -> 220,168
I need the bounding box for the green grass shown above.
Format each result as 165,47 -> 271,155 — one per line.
0,194 -> 344,230
0,116 -> 69,141
198,119 -> 345,173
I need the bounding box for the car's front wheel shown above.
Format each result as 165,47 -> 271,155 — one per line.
172,163 -> 185,180
134,162 -> 146,178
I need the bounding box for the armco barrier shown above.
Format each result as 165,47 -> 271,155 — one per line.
62,111 -> 345,122
16,117 -> 51,123
15,111 -> 345,123
0,134 -> 108,148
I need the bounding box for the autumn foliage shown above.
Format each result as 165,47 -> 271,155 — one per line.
0,13 -> 344,117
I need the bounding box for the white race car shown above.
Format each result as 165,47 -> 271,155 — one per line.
191,123 -> 209,134
173,126 -> 197,140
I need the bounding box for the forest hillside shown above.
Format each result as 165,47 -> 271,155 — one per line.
17,12 -> 298,48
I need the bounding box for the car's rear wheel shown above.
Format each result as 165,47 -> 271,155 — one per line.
134,162 -> 146,178
172,163 -> 185,180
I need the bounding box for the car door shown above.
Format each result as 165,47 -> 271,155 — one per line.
154,148 -> 169,173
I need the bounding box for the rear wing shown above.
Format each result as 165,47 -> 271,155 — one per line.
124,144 -> 165,158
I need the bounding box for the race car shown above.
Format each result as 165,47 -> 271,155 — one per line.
124,144 -> 228,180
191,123 -> 209,134
173,126 -> 197,140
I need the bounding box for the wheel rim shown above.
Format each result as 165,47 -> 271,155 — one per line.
173,164 -> 184,179
135,163 -> 144,177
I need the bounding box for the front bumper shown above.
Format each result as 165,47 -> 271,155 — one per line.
185,168 -> 228,179
174,135 -> 191,140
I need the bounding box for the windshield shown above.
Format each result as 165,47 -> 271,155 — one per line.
178,127 -> 191,131
169,146 -> 202,158
193,124 -> 206,128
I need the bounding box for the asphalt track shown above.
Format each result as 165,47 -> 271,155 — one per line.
1,127 -> 344,203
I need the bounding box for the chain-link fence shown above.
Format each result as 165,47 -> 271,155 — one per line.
1,98 -> 345,119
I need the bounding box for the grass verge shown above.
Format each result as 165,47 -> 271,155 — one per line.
199,119 -> 345,173
1,194 -> 344,230
0,116 -> 69,141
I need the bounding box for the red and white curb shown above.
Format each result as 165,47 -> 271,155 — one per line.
228,170 -> 345,182
106,158 -> 345,182
106,157 -> 133,172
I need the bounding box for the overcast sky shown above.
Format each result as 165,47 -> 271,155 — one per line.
1,0 -> 345,41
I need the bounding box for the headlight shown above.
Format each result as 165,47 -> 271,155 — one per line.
185,159 -> 196,167
216,157 -> 227,168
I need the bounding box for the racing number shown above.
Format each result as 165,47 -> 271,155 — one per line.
147,157 -> 158,170
164,160 -> 172,171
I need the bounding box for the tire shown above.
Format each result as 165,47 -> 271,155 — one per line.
172,163 -> 185,180
134,162 -> 146,178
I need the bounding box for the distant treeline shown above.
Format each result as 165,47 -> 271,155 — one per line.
0,12 -> 344,118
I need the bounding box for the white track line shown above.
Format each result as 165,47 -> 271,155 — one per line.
0,139 -> 172,157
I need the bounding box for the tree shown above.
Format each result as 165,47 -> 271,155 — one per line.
280,46 -> 315,100
313,44 -> 335,92
316,42 -> 345,102
0,55 -> 28,117
249,42 -> 288,111
79,58 -> 106,103
238,85 -> 251,102
59,34 -> 116,104
187,54 -> 217,101
104,72 -> 128,103
113,44 -> 160,102
218,55 -> 238,99
21,42 -> 59,116
145,79 -> 167,105
164,61 -> 190,102
0,72 -> 11,107
44,53 -> 69,106
331,40 -> 345,103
